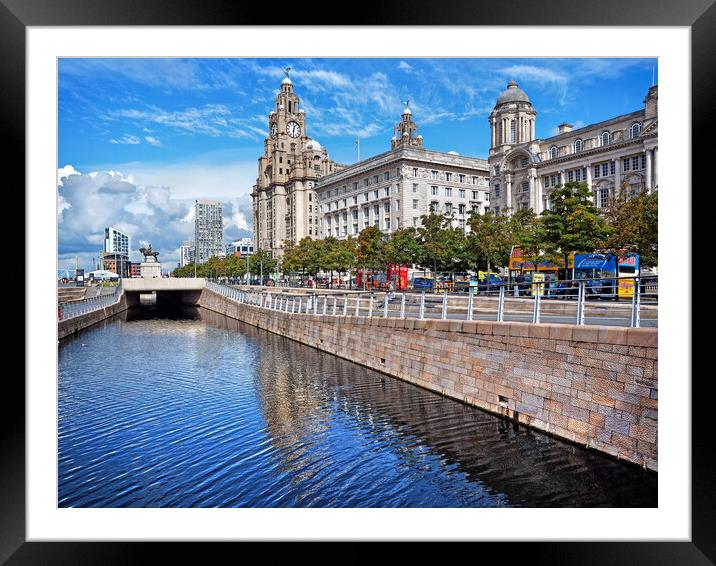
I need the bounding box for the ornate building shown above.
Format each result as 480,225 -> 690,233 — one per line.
488,81 -> 658,215
251,70 -> 344,258
316,103 -> 490,239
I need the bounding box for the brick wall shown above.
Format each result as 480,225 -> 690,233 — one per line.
199,288 -> 658,471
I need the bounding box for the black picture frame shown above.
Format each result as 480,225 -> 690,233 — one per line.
8,0 -> 709,562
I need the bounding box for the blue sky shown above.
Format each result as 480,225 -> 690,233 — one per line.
57,57 -> 657,271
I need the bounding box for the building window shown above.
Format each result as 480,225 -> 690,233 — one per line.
384,203 -> 391,213
413,199 -> 418,210
494,206 -> 500,215
459,174 -> 466,183
568,171 -> 574,182
352,195 -> 358,205
510,120 -> 516,143
575,169 -> 582,182
412,183 -> 418,193
353,182 -> 358,190
598,188 -> 609,208
551,174 -> 557,186
594,165 -> 600,178
444,203 -> 452,215
544,176 -> 550,188
459,189 -> 465,198
445,187 -> 452,197
494,165 -> 501,175
445,172 -> 452,181
431,185 -> 438,196
458,204 -> 466,215
384,172 -> 390,181
549,146 -> 558,159
521,181 -> 529,192
384,187 -> 390,197
521,158 -> 528,167
602,163 -> 608,176
641,154 -> 646,169
431,170 -> 438,180
611,161 -> 616,175
633,156 -> 640,170
494,184 -> 500,198
472,191 -> 478,200
630,122 -> 642,138
430,201 -> 438,213
601,131 -> 611,146
373,190 -> 379,199
472,176 -> 478,184
363,193 -> 369,202
364,179 -> 369,187
374,204 -> 380,215
623,158 -> 630,171
412,167 -> 418,176
574,138 -> 583,153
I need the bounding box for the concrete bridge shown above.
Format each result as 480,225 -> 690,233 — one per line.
122,278 -> 206,307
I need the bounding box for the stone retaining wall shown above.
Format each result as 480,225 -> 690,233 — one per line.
57,294 -> 129,340
199,287 -> 658,471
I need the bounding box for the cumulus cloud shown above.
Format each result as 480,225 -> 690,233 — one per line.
57,165 -> 254,271
109,134 -> 141,145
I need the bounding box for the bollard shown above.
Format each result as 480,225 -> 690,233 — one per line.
532,282 -> 542,323
576,281 -> 586,325
322,296 -> 327,315
497,286 -> 505,322
383,293 -> 389,318
630,277 -> 641,328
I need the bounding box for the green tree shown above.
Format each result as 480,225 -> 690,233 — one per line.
537,181 -> 612,268
356,226 -> 386,272
385,228 -> 421,267
605,190 -> 658,269
467,211 -> 513,272
417,213 -> 452,275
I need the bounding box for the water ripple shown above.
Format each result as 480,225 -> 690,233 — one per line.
58,306 -> 657,508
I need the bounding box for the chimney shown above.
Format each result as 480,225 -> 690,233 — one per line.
558,122 -> 573,134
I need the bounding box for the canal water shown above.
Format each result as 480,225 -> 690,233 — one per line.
58,306 -> 657,508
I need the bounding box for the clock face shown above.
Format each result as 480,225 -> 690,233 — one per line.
270,123 -> 277,138
286,121 -> 301,138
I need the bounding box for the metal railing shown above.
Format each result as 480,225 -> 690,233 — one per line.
206,275 -> 657,328
58,284 -> 123,321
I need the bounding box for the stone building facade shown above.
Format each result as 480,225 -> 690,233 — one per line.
251,73 -> 344,259
315,106 -> 490,239
488,81 -> 658,215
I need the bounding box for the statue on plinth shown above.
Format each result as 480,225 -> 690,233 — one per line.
139,244 -> 160,263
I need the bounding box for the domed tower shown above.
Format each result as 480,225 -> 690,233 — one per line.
391,100 -> 424,150
489,81 -> 537,151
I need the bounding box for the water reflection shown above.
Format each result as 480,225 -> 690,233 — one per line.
57,306 -> 656,508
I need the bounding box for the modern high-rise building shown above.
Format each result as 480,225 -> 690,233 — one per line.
103,226 -> 130,277
180,241 -> 195,267
194,200 -> 224,265
251,70 -> 345,259
104,226 -> 130,255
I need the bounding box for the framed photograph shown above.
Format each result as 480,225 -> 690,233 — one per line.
10,0 -> 709,562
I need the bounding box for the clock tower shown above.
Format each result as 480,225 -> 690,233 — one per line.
252,69 -> 344,259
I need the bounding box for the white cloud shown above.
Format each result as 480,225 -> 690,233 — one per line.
144,136 -> 161,146
109,134 -> 141,145
398,60 -> 413,72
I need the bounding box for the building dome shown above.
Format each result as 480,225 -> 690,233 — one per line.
281,77 -> 292,85
298,108 -> 305,114
305,139 -> 322,150
402,106 -> 412,115
496,80 -> 531,106
416,134 -> 423,139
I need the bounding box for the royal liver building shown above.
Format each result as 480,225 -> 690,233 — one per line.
251,70 -> 344,259
488,81 -> 658,215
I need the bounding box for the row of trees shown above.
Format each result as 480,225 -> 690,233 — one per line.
172,182 -> 657,280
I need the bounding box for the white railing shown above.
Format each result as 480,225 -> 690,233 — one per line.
58,284 -> 123,321
205,275 -> 657,328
